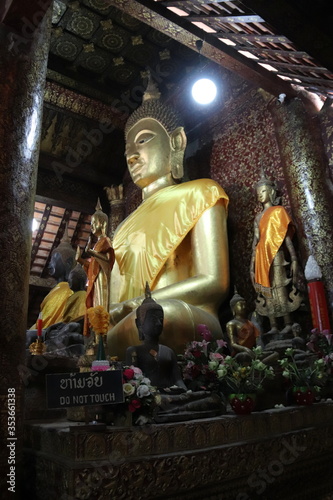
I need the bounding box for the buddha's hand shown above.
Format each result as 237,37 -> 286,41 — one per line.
109,298 -> 142,325
75,245 -> 82,262
85,235 -> 92,253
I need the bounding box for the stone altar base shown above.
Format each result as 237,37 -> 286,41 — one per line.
23,403 -> 333,500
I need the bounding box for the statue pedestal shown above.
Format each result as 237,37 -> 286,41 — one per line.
23,402 -> 333,499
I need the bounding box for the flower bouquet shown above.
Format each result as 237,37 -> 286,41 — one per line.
122,366 -> 159,424
307,329 -> 333,373
217,347 -> 275,414
180,324 -> 227,392
279,347 -> 327,405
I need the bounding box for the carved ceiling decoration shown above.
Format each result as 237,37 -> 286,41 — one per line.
48,0 -> 202,104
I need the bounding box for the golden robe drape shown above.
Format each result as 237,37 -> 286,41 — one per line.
112,178 -> 229,301
31,281 -> 73,329
255,206 -> 293,289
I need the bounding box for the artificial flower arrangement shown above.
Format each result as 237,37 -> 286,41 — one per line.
279,347 -> 327,393
217,346 -> 275,395
306,329 -> 333,373
180,324 -> 227,392
87,305 -> 110,335
122,365 -> 159,424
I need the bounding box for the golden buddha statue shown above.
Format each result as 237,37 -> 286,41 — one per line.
226,290 -> 260,356
77,199 -> 114,326
107,78 -> 230,360
250,172 -> 302,341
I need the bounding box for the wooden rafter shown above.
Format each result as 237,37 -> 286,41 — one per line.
41,209 -> 72,278
30,204 -> 51,269
187,14 -> 264,23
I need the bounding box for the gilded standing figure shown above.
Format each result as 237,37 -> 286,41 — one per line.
77,199 -> 114,334
250,173 -> 302,341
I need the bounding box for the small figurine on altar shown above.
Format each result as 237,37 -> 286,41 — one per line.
76,199 -> 114,335
250,171 -> 302,343
125,284 -> 187,390
226,289 -> 260,356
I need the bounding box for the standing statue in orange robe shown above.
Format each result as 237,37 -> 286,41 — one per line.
250,173 -> 302,342
77,199 -> 114,335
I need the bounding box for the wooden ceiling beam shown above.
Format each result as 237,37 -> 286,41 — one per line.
30,204 -> 51,270
187,14 -> 264,23
161,0 -> 236,4
41,209 -> 72,278
241,0 -> 333,73
113,0 -> 297,98
212,33 -> 290,43
258,61 -> 330,73
234,47 -> 309,58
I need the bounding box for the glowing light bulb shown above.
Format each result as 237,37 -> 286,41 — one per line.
191,78 -> 217,105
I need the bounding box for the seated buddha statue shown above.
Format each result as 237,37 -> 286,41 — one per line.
126,286 -> 225,422
107,77 -> 229,360
30,230 -> 76,329
226,290 -> 260,356
125,284 -> 187,390
250,172 -> 302,342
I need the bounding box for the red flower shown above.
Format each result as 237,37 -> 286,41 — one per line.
192,350 -> 202,358
123,368 -> 135,381
129,399 -> 141,412
197,324 -> 213,342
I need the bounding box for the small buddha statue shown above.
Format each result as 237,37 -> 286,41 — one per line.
77,199 -> 114,335
107,76 -> 229,360
226,290 -> 260,356
125,284 -> 187,390
250,172 -> 302,342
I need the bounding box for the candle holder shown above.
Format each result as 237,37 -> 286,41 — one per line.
29,337 -> 47,355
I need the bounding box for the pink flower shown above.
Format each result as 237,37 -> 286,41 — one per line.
209,352 -> 224,361
132,366 -> 143,376
197,324 -> 213,342
216,339 -> 228,349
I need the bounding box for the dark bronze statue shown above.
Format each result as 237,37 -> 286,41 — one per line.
125,285 -> 186,390
126,285 -> 226,422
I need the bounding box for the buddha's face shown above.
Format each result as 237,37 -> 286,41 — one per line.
91,215 -> 105,236
233,300 -> 247,317
137,307 -> 164,341
125,118 -> 172,188
48,252 -> 64,279
257,184 -> 273,204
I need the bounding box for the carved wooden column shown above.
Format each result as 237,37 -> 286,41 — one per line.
267,93 -> 333,317
0,2 -> 52,496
